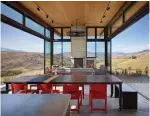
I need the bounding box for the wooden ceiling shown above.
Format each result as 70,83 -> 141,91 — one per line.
19,1 -> 125,27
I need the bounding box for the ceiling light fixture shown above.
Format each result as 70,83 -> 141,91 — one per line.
46,15 -> 49,18
100,1 -> 110,24
37,7 -> 40,11
107,7 -> 110,11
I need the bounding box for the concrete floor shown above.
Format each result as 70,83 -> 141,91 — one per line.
64,85 -> 149,116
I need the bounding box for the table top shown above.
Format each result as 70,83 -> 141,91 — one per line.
51,73 -> 123,84
1,94 -> 71,116
4,75 -> 52,84
4,73 -> 122,84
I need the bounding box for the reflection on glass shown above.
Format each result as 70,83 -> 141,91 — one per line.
97,28 -> 104,39
88,28 -> 95,39
96,42 -> 105,69
63,28 -> 70,39
54,28 -> 61,39
1,3 -> 23,24
25,17 -> 44,35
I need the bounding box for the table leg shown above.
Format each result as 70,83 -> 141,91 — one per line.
110,84 -> 113,97
119,83 -> 122,111
6,83 -> 9,93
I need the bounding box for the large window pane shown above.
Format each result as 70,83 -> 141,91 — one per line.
112,14 -> 149,98
1,23 -> 44,84
54,28 -> 61,39
63,42 -> 73,68
97,28 -> 104,39
63,28 -> 70,39
1,2 -> 23,24
107,41 -> 111,72
96,42 -> 105,69
46,29 -> 50,38
45,40 -> 51,73
25,17 -> 44,35
87,28 -> 95,39
53,42 -> 62,66
87,42 -> 96,57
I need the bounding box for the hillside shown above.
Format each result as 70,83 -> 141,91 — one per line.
1,51 -> 44,71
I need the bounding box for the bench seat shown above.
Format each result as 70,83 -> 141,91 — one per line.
115,83 -> 138,109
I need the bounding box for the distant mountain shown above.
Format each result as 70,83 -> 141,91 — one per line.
1,48 -> 25,52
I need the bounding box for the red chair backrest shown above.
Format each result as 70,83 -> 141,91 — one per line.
63,84 -> 80,94
38,83 -> 52,92
90,84 -> 107,96
11,83 -> 27,93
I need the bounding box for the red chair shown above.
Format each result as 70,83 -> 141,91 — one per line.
37,83 -> 60,94
72,73 -> 85,99
11,83 -> 34,94
63,84 -> 82,113
89,84 -> 107,113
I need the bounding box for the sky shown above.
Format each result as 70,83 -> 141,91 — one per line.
112,14 -> 149,53
1,2 -> 149,54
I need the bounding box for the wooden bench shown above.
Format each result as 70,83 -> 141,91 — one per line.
115,83 -> 138,109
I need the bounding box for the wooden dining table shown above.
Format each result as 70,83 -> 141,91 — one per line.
1,94 -> 71,116
4,73 -> 123,110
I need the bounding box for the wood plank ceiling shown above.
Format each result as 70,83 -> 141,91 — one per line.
19,1 -> 125,27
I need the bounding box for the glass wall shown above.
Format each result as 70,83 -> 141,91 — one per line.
87,42 -> 96,57
96,42 -> 105,69
25,17 -> 44,35
107,41 -> 111,72
46,29 -> 50,38
87,28 -> 95,39
1,2 -> 23,24
54,28 -> 61,40
112,14 -> 149,98
63,28 -> 70,39
1,23 -> 44,84
63,42 -> 73,67
53,42 -> 62,66
97,28 -> 104,39
45,40 -> 51,73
